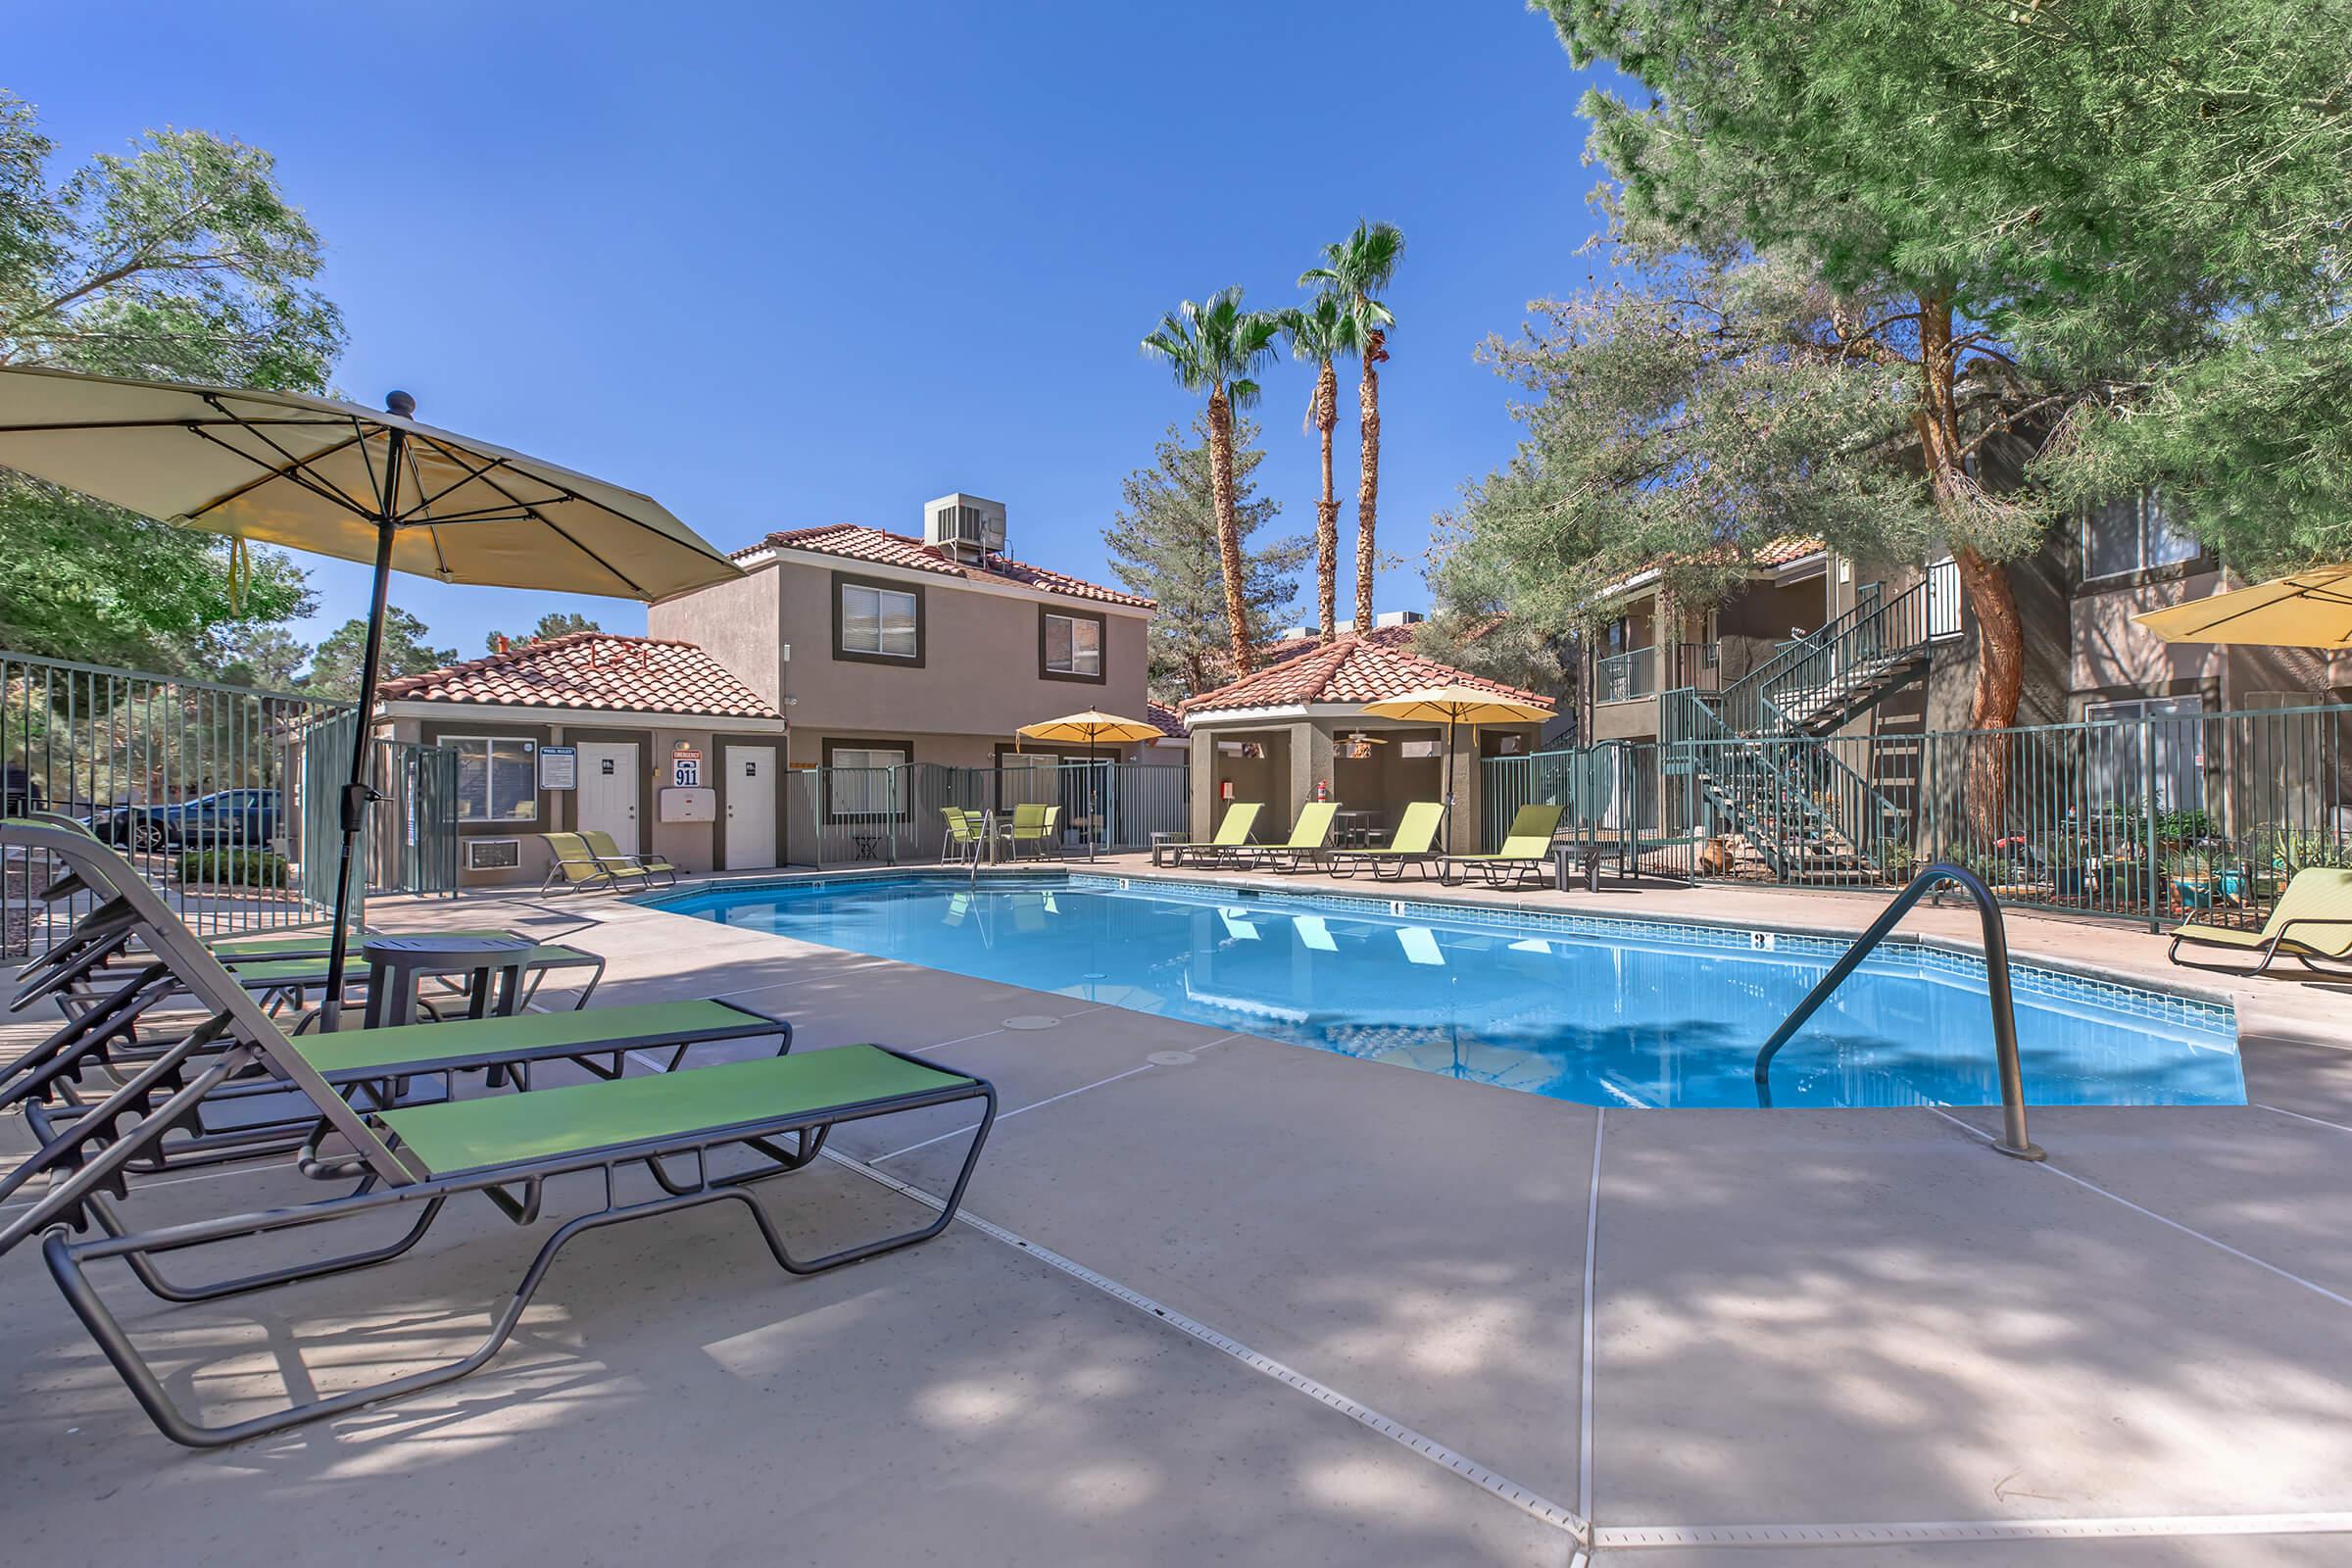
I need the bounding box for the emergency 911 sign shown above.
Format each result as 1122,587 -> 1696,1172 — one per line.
670,747 -> 703,788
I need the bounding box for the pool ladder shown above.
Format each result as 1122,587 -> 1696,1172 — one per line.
1753,862 -> 2046,1160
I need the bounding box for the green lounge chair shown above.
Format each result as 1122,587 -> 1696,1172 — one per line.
582,828 -> 681,888
1439,803 -> 1566,889
539,830 -> 652,893
1247,801 -> 1341,873
1326,801 -> 1445,883
8,835 -> 604,1043
0,819 -> 995,1448
1164,802 -> 1263,867
2170,867 -> 2352,978
0,830 -> 770,1168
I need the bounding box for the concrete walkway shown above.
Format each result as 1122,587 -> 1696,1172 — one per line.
3,866 -> 2349,1565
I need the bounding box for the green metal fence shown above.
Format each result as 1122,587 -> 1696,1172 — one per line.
1485,702 -> 2352,929
0,649 -> 344,956
295,710 -> 463,913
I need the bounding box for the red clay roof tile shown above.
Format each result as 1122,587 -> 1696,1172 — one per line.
743,523 -> 1153,609
1179,634 -> 1548,717
376,632 -> 782,721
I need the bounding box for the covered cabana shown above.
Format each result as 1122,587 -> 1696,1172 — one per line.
1177,636 -> 1548,854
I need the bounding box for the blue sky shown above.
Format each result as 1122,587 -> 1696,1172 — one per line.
14,2 -> 1617,659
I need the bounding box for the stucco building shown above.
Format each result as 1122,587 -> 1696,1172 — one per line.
1179,634 -> 1550,855
372,631 -> 788,888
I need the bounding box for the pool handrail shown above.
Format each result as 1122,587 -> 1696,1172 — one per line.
1752,862 -> 2045,1160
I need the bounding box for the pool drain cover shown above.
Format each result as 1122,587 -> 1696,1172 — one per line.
1147,1050 -> 1196,1067
1002,1015 -> 1059,1031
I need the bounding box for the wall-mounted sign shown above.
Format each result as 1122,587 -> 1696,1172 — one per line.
671,745 -> 704,788
537,745 -> 578,791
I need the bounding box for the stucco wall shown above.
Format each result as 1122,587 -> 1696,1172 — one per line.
648,567 -> 784,710
763,559 -> 1152,737
2072,569 -> 2352,710
399,711 -> 786,886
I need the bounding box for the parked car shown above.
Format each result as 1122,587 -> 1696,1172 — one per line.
2,763 -> 41,816
84,789 -> 282,852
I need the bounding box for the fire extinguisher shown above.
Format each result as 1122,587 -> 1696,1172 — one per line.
1314,777 -> 1330,802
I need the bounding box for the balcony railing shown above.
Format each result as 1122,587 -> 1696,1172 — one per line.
1596,645 -> 1726,703
1593,649 -> 1656,704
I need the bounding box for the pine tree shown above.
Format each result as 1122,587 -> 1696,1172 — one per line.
1102,415 -> 1308,701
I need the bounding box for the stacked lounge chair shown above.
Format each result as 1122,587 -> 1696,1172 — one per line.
581,828 -> 681,888
538,830 -> 652,894
0,820 -> 996,1446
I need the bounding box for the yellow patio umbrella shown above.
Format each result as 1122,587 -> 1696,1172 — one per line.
2131,564 -> 2352,649
0,364 -> 743,1023
1014,710 -> 1166,858
1356,685 -> 1555,843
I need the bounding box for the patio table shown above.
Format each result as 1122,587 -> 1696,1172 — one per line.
359,934 -> 537,1029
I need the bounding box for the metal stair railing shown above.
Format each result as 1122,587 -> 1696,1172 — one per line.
1754,576 -> 1936,736
1752,862 -> 2045,1161
1664,689 -> 1894,877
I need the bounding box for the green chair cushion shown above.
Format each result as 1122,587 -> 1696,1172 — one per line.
379,1045 -> 974,1175
295,999 -> 771,1078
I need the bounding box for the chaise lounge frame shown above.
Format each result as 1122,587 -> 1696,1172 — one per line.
0,822 -> 996,1448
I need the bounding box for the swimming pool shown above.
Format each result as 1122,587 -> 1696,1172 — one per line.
649,874 -> 2243,1111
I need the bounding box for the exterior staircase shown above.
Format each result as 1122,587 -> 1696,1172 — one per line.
1664,575 -> 1942,880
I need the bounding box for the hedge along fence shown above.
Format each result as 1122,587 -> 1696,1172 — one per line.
1484,702 -> 2352,930
174,849 -> 289,888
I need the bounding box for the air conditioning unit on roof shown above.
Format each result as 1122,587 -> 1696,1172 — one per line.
923,493 -> 1006,560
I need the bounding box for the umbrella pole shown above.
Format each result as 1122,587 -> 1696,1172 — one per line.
319,441 -> 405,1029
1442,718 -> 1457,854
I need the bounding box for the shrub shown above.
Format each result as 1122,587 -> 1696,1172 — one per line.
175,849 -> 288,887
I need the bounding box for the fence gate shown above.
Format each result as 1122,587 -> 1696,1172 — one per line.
0,649 -> 345,957
295,710 -> 462,913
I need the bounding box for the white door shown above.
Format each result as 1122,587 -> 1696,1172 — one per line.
577,742 -> 640,857
725,744 -> 777,867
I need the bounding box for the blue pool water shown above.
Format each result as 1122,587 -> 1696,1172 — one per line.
651,875 -> 2244,1111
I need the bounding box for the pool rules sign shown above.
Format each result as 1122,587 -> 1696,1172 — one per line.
670,745 -> 703,788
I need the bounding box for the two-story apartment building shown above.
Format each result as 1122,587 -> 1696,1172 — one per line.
650,493 -> 1159,855
1575,536 -> 1862,744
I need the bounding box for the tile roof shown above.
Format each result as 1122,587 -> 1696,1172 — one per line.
1180,634 -> 1549,717
743,523 -> 1154,609
375,632 -> 783,721
1147,700 -> 1188,739
1252,622 -> 1419,668
1602,534 -> 1826,597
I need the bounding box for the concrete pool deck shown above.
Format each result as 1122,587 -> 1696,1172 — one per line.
2,864 -> 2349,1564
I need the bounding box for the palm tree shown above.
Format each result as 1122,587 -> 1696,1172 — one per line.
1301,220 -> 1404,635
1279,295 -> 1357,643
1142,287 -> 1283,678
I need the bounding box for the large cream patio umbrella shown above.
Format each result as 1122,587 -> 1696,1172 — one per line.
0,364 -> 744,1023
1014,710 -> 1166,857
2131,564 -> 2352,649
1356,684 -> 1555,846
